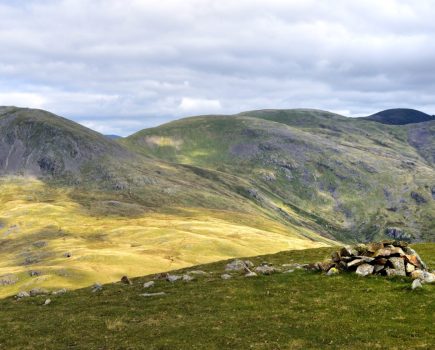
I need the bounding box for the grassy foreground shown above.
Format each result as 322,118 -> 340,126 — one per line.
0,244 -> 433,349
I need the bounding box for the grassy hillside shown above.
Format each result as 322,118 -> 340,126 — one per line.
123,109 -> 435,242
0,176 -> 334,298
0,243 -> 433,349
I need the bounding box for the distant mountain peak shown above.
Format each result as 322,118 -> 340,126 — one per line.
365,108 -> 435,125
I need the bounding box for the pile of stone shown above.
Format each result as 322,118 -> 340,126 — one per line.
310,240 -> 434,285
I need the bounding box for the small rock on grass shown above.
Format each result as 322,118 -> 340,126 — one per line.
121,275 -> 132,285
140,292 -> 166,297
92,283 -> 103,293
412,279 -> 422,290
182,274 -> 194,282
326,267 -> 339,276
221,274 -> 232,280
29,288 -> 50,296
16,291 -> 30,299
43,299 -> 51,306
52,288 -> 67,296
188,270 -> 208,275
254,265 -> 276,275
166,274 -> 182,283
143,281 -> 155,288
244,271 -> 257,277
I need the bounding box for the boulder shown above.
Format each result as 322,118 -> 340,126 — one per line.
373,247 -> 405,258
347,259 -> 366,268
143,281 -> 155,288
340,246 -> 358,257
385,268 -> 405,277
355,264 -> 374,276
404,248 -> 427,269
225,259 -> 250,272
405,263 -> 415,273
388,257 -> 406,276
421,271 -> 435,284
410,270 -> 424,280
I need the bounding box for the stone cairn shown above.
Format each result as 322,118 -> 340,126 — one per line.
309,240 -> 434,285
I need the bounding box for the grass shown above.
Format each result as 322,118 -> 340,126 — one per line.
0,243 -> 433,349
0,176 -> 333,298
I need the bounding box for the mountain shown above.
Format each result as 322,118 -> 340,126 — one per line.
364,108 -> 435,125
105,134 -> 122,140
123,108 -> 435,243
0,107 -> 333,298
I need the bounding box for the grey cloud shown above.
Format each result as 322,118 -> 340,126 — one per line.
0,0 -> 435,135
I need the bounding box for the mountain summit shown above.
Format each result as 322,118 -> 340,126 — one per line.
365,108 -> 435,125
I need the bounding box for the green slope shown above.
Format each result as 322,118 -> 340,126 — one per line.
0,108 -> 335,298
1,243 -> 433,349
123,109 -> 435,242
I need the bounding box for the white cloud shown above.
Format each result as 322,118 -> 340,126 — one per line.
0,92 -> 46,109
179,97 -> 222,113
0,0 -> 435,135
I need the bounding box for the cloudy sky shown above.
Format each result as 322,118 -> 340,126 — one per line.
0,0 -> 435,135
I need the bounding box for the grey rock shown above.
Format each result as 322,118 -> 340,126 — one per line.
389,257 -> 406,276
412,279 -> 422,290
166,274 -> 182,283
385,268 -> 405,277
187,270 -> 208,275
16,291 -> 30,298
91,283 -> 103,293
140,292 -> 166,297
43,298 -> 51,306
355,264 -> 374,276
221,274 -> 232,280
373,264 -> 385,273
182,274 -> 194,282
244,271 -> 257,277
29,288 -> 50,296
254,265 -> 276,275
225,259 -> 250,272
52,288 -> 67,296
283,269 -> 295,274
421,271 -> 435,284
405,263 -> 415,273
244,260 -> 254,268
143,281 -> 155,288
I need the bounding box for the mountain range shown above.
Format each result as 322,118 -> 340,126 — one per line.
0,105 -> 433,296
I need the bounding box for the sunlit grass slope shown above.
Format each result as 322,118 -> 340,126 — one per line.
0,177 -> 333,298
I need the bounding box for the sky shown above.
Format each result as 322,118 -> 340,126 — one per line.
1,0 -> 435,136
